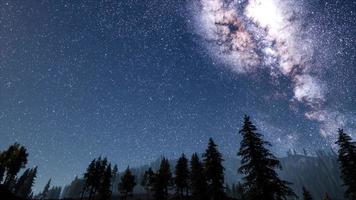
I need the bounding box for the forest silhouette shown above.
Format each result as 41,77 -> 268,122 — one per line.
1,116 -> 356,200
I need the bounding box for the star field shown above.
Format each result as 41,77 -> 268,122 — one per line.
0,0 -> 355,192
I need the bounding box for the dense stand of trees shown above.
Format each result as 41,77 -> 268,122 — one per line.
0,143 -> 37,199
174,154 -> 189,199
1,115 -> 356,200
81,157 -> 113,200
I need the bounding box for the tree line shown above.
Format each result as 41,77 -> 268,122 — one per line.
1,115 -> 356,200
0,143 -> 62,199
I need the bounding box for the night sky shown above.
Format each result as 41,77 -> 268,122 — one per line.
1,0 -> 355,191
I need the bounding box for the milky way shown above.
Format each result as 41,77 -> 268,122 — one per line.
190,0 -> 355,142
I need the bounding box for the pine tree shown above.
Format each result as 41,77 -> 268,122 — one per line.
237,115 -> 296,200
13,168 -> 31,195
16,167 -> 37,199
335,129 -> 356,200
2,143 -> 28,187
142,167 -> 155,199
190,153 -> 208,200
98,163 -> 112,200
118,167 -> 136,200
83,159 -> 96,200
203,138 -> 225,200
153,157 -> 172,200
82,157 -> 112,200
175,153 -> 190,199
40,179 -> 51,199
302,187 -> 313,200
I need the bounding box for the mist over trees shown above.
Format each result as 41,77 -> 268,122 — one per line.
1,115 -> 356,200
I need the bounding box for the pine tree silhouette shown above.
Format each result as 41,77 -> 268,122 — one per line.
118,166 -> 136,200
142,167 -> 155,199
82,157 -> 113,200
238,115 -> 296,200
175,153 -> 190,199
335,129 -> 356,200
1,143 -> 28,188
203,138 -> 225,200
15,167 -> 37,199
302,186 -> 313,200
190,153 -> 208,200
153,157 -> 172,200
13,168 -> 30,194
39,178 -> 51,199
98,163 -> 112,200
83,159 -> 96,200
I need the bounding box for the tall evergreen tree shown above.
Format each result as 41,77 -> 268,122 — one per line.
82,159 -> 96,200
141,167 -> 155,198
190,153 -> 208,200
302,187 -> 313,200
175,153 -> 190,199
15,167 -> 37,199
39,179 -> 51,199
153,157 -> 172,200
118,167 -> 136,200
237,116 -> 296,200
13,168 -> 31,195
2,143 -> 28,187
203,138 -> 225,200
98,163 -> 112,200
335,129 -> 356,200
82,157 -> 112,200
